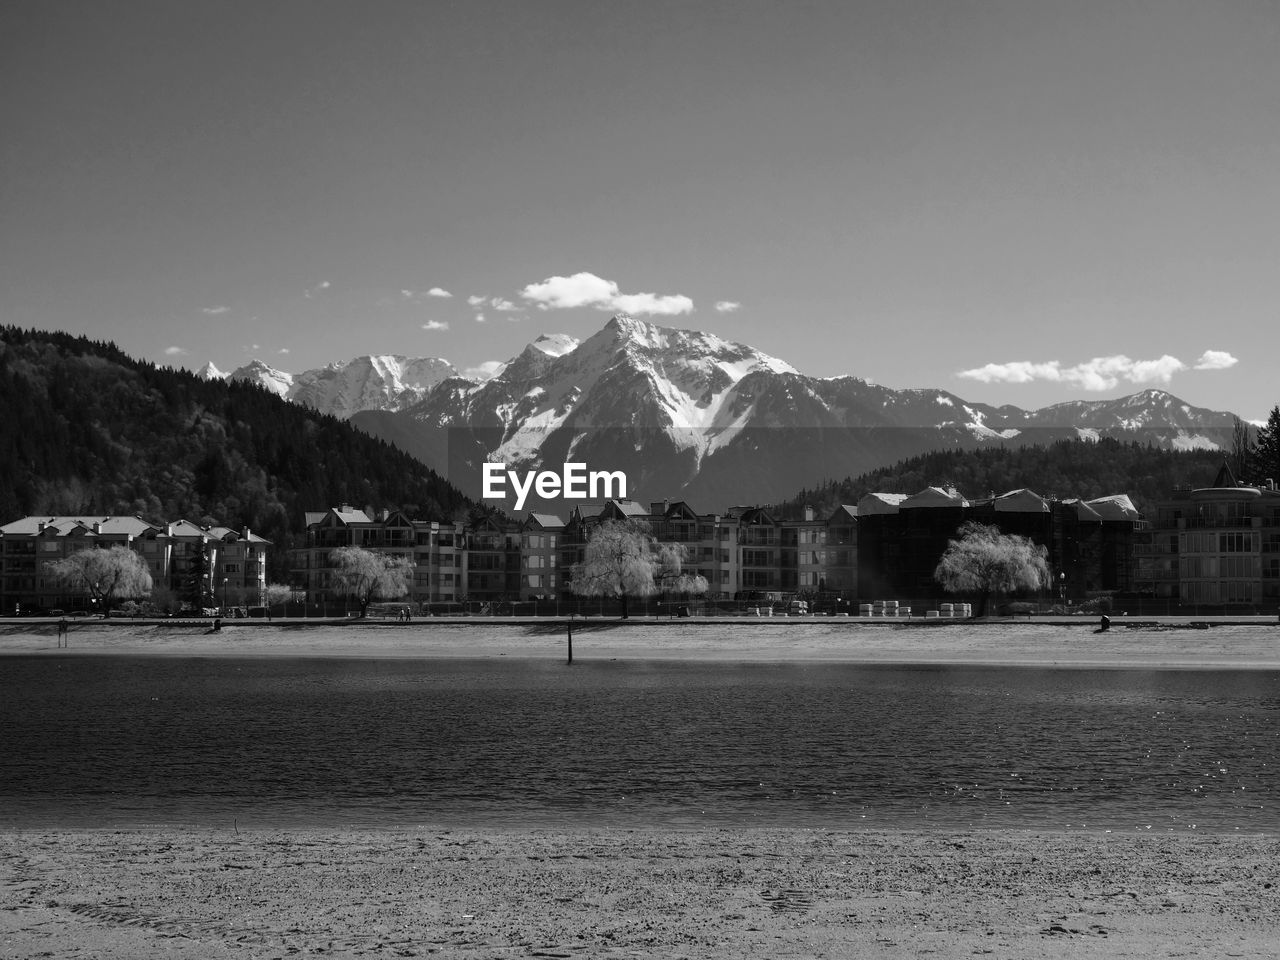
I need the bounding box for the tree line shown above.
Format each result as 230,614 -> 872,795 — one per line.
0,327 -> 477,580
771,435 -> 1271,519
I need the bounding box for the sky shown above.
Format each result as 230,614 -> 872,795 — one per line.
3,0 -> 1278,420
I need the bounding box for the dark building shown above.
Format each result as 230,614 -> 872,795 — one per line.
856,486 -> 1144,607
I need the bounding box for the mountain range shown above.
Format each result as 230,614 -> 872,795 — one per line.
205,315 -> 1243,511
202,354 -> 457,420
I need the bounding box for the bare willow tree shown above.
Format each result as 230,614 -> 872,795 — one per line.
328,546 -> 415,617
44,545 -> 153,617
934,522 -> 1049,618
263,583 -> 293,619
571,520 -> 708,619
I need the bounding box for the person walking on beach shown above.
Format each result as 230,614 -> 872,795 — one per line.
57,617 -> 68,647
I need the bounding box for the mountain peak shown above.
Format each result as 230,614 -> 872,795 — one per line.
529,333 -> 580,358
227,359 -> 293,398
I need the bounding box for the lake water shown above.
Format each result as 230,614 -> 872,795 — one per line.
1,656 -> 1277,833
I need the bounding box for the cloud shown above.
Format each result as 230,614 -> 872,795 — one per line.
398,287 -> 453,304
519,271 -> 694,316
474,312 -> 486,323
304,280 -> 332,298
278,348 -> 290,355
467,295 -> 487,306
164,346 -> 188,356
715,300 -> 741,313
201,306 -> 230,316
957,354 -> 1194,391
464,360 -> 506,381
490,297 -> 518,311
1193,350 -> 1238,371
421,320 -> 449,332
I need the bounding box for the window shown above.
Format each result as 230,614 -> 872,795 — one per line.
1224,581 -> 1254,603
223,563 -> 240,574
1220,532 -> 1253,553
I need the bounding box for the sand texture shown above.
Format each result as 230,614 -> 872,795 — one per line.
2,619 -> 1280,668
3,829 -> 1278,959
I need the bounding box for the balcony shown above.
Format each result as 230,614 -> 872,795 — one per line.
1182,517 -> 1259,529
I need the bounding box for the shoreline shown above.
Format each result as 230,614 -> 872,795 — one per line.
2,619 -> 1278,668
3,826 -> 1277,958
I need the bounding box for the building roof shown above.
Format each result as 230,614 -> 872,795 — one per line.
1210,461 -> 1240,488
901,486 -> 969,509
826,504 -> 858,523
993,489 -> 1050,513
1062,498 -> 1102,521
0,515 -> 159,537
525,512 -> 566,530
165,519 -> 217,540
329,506 -> 375,524
206,525 -> 272,544
856,492 -> 908,516
1084,494 -> 1141,520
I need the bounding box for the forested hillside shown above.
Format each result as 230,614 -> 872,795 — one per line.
772,439 -> 1230,519
0,327 -> 475,576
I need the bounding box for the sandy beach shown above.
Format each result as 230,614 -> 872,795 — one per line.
2,617 -> 1279,669
4,620 -> 1278,958
2,828 -> 1278,959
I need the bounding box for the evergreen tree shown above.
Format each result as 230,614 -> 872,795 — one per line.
184,543 -> 213,610
1255,405 -> 1280,485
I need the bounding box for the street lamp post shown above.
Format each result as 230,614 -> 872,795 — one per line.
222,577 -> 228,613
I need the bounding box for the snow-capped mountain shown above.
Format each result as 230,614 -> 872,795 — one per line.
350,315 -> 1241,509
227,360 -> 300,399
201,354 -> 458,417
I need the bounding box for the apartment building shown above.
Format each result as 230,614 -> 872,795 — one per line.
0,515 -> 269,612
520,513 -> 565,600
1135,465 -> 1280,609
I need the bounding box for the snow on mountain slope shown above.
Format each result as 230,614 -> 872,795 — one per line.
203,354 -> 458,417
289,355 -> 456,419
228,359 -> 293,398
